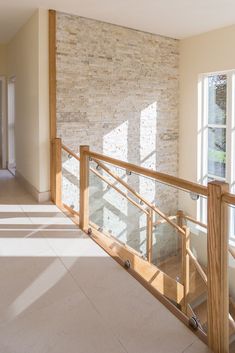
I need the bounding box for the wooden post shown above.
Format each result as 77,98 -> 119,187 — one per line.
177,210 -> 186,305
52,138 -> 62,206
146,208 -> 153,262
49,9 -> 57,202
79,145 -> 90,232
177,210 -> 184,229
207,181 -> 229,353
182,226 -> 190,315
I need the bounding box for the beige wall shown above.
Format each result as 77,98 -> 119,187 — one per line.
0,45 -> 7,75
179,25 -> 235,185
7,9 -> 50,196
179,25 -> 235,297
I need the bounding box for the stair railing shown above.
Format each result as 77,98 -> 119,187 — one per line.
52,138 -> 232,353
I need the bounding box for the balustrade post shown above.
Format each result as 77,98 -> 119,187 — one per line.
207,181 -> 229,353
79,145 -> 90,232
182,226 -> 190,315
52,138 -> 62,206
147,208 -> 153,262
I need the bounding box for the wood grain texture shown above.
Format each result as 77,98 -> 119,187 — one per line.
79,145 -> 90,231
207,181 -> 229,353
182,226 -> 190,314
146,208 -> 153,262
58,203 -> 208,345
54,138 -> 62,206
92,156 -> 185,235
222,192 -> 235,205
49,9 -> 57,202
87,151 -> 208,196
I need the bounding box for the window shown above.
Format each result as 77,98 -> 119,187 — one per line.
198,70 -> 235,242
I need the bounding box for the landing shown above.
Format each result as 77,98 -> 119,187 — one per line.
0,171 -> 210,353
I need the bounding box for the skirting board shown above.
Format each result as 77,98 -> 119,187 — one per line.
15,171 -> 51,203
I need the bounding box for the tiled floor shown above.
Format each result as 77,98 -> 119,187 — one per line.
0,170 -> 211,353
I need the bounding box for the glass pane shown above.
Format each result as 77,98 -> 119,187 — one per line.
228,204 -> 235,242
185,216 -> 208,333
89,161 -> 147,257
153,222 -> 182,282
208,127 -> 226,178
208,74 -> 227,125
62,149 -> 80,212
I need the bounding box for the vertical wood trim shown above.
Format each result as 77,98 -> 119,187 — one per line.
54,138 -> 62,206
49,9 -> 57,202
182,226 -> 190,315
146,208 -> 153,262
207,181 -> 229,353
80,145 -> 90,231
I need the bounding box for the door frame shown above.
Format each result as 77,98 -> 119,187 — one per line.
0,76 -> 7,169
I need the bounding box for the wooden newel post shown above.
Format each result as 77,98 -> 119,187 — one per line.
52,138 -> 62,206
207,181 -> 229,353
147,208 -> 153,263
79,145 -> 90,232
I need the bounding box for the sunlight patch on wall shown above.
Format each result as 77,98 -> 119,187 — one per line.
139,102 -> 157,203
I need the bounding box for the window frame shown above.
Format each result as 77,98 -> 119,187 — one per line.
198,69 -> 235,242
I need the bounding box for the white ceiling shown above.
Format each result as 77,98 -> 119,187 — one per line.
0,0 -> 235,44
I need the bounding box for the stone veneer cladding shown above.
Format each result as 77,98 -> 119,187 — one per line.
56,12 -> 180,263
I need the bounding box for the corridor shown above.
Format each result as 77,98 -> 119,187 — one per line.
0,170 -> 210,353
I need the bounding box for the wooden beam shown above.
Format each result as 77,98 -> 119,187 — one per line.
86,151 -> 208,196
53,138 -> 62,206
49,9 -> 57,202
186,248 -> 207,285
62,143 -> 80,161
79,145 -> 89,232
207,181 -> 229,353
182,226 -> 190,315
184,215 -> 207,229
222,192 -> 235,205
146,208 -> 153,262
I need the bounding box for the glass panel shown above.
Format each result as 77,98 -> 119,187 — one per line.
62,149 -> 80,212
208,74 -> 227,125
208,127 -> 226,178
89,161 -> 147,257
90,160 -> 209,330
229,204 -> 235,242
153,221 -> 182,282
185,215 -> 208,333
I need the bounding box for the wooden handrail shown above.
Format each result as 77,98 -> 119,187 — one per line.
222,192 -> 235,205
186,248 -> 207,285
153,216 -> 177,227
86,150 -> 208,196
61,143 -> 184,235
90,167 -> 148,214
62,144 -> 80,161
92,157 -> 185,236
184,215 -> 207,229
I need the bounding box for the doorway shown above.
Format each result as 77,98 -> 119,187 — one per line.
8,77 -> 16,175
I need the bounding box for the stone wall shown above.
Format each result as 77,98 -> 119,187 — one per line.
56,12 -> 180,263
